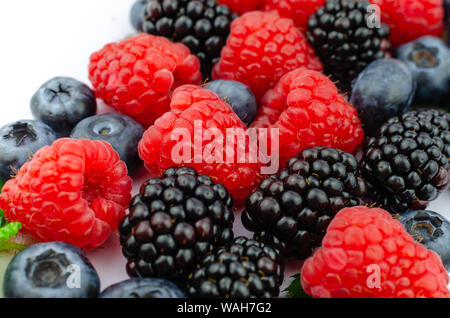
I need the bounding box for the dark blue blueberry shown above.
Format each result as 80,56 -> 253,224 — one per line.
100,278 -> 185,298
130,0 -> 148,31
350,58 -> 416,136
400,210 -> 450,267
3,242 -> 100,298
31,77 -> 97,137
204,80 -> 257,126
395,36 -> 450,106
0,120 -> 56,182
71,113 -> 144,175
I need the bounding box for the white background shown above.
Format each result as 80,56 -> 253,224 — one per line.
0,0 -> 449,293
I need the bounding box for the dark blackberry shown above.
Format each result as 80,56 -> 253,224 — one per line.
360,110 -> 450,214
118,166 -> 234,283
141,0 -> 237,77
187,237 -> 284,298
242,147 -> 367,259
307,0 -> 390,91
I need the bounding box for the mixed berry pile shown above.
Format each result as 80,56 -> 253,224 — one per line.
1,0 -> 450,299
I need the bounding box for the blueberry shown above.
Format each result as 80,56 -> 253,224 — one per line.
130,0 -> 148,31
400,210 -> 450,267
0,120 -> 57,182
31,77 -> 97,137
205,80 -> 257,126
3,242 -> 100,298
100,278 -> 185,298
71,113 -> 144,174
395,36 -> 450,106
350,58 -> 416,136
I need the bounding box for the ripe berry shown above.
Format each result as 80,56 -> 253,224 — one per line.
88,34 -> 202,126
119,167 -> 234,283
0,120 -> 56,182
204,80 -> 257,126
3,242 -> 100,298
218,0 -> 263,14
350,58 -> 416,136
0,138 -> 133,249
307,0 -> 391,90
395,36 -> 450,106
188,237 -> 284,297
213,11 -> 323,100
30,77 -> 97,137
71,113 -> 145,175
301,206 -> 450,298
242,147 -> 367,259
360,110 -> 450,213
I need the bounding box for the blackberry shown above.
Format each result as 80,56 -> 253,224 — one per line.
360,110 -> 450,214
141,0 -> 237,77
242,147 -> 367,259
118,167 -> 234,283
187,237 -> 284,298
307,0 -> 390,90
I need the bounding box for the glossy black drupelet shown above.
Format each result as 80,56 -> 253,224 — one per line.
307,0 -> 390,91
141,0 -> 237,77
242,147 -> 367,260
360,110 -> 450,214
119,167 -> 234,283
188,237 -> 284,298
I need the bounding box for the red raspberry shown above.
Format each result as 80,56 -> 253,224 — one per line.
370,0 -> 444,48
212,11 -> 323,101
301,206 -> 450,298
88,34 -> 202,126
219,0 -> 264,14
264,0 -> 326,31
0,139 -> 132,249
138,85 -> 261,204
251,68 -> 363,167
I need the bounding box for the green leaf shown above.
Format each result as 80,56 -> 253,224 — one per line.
0,207 -> 23,251
284,274 -> 311,298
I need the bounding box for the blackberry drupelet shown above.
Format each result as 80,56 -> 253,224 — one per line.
141,0 -> 237,77
242,147 -> 367,259
307,0 -> 390,90
360,110 -> 450,214
188,237 -> 284,298
118,167 -> 234,283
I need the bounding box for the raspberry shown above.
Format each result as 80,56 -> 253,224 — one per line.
370,0 -> 444,49
0,139 -> 133,249
251,68 -> 364,167
301,206 -> 450,298
264,0 -> 325,31
219,0 -> 264,14
212,11 -> 323,101
88,34 -> 202,126
138,85 -> 260,204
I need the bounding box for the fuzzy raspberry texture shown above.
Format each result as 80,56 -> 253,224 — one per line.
0,139 -> 132,249
370,0 -> 444,49
301,206 -> 450,298
264,0 -> 326,31
138,85 -> 260,204
219,0 -> 264,14
212,11 -> 323,101
88,34 -> 202,126
251,68 -> 363,167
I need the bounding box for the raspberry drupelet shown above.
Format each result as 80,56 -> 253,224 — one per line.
0,139 -> 133,249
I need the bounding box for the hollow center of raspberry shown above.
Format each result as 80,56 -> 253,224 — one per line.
26,250 -> 70,288
82,173 -> 106,203
4,122 -> 37,146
